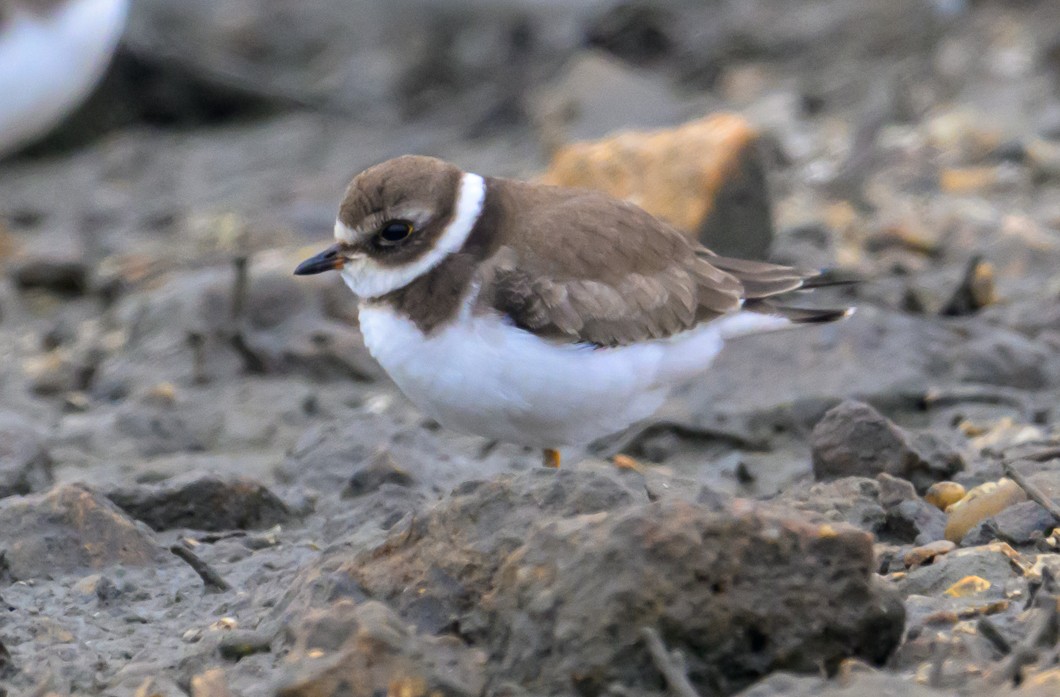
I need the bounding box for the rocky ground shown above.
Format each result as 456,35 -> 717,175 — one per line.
2,1 -> 1060,695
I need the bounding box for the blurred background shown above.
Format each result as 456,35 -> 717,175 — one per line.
2,2 -> 1060,694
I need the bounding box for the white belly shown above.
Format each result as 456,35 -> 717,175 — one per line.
0,0 -> 129,156
357,304 -> 759,448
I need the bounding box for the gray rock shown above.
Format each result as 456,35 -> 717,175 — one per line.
696,137 -> 774,259
0,484 -> 163,581
896,545 -> 1018,597
115,403 -> 223,456
342,452 -> 415,498
106,473 -> 291,532
950,331 -> 1056,389
876,472 -> 917,508
0,412 -> 54,499
885,498 -> 947,545
124,0 -> 611,127
530,51 -> 711,149
811,400 -> 962,491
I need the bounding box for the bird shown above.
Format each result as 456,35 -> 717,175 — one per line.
295,155 -> 852,468
0,0 -> 129,158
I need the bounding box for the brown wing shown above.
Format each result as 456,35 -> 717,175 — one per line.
475,188 -> 829,347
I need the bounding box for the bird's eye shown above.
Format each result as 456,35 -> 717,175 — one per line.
375,220 -> 414,246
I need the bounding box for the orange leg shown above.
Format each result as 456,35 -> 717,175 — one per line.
543,448 -> 561,468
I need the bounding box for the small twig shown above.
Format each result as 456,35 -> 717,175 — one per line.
640,627 -> 701,697
1017,447 -> 1060,463
921,385 -> 1030,415
928,639 -> 951,688
185,331 -> 209,385
230,332 -> 269,374
171,543 -> 231,592
977,617 -> 1012,656
230,255 -> 250,323
941,255 -> 995,317
1002,461 -> 1060,525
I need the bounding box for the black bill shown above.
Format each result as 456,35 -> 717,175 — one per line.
294,244 -> 344,275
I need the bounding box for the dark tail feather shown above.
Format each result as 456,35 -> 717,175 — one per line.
745,299 -> 854,324
798,275 -> 861,290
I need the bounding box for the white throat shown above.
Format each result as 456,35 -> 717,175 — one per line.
337,171 -> 486,298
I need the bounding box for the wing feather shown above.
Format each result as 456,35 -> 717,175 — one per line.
476,184 -> 834,347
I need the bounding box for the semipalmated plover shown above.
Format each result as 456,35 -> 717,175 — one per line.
0,0 -> 128,157
296,156 -> 852,467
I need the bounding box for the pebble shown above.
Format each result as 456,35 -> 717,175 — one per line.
190,668 -> 234,697
904,540 -> 957,568
925,481 -> 966,511
943,575 -> 991,597
939,166 -> 1001,193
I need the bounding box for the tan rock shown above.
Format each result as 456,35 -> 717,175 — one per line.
541,113 -> 773,259
943,575 -> 991,597
939,166 -> 1000,193
190,669 -> 233,697
0,484 -> 163,580
944,478 -> 1027,543
903,540 -> 956,568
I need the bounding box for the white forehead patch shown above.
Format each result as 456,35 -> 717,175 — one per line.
338,172 -> 486,299
334,219 -> 356,244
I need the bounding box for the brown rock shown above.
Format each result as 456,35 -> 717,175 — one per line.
541,113 -> 773,259
276,600 -> 485,697
288,471 -> 902,697
483,500 -> 903,696
903,540 -> 956,568
0,484 -> 163,580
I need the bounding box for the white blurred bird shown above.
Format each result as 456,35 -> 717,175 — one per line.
0,0 -> 128,157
